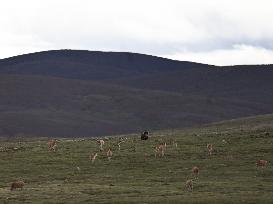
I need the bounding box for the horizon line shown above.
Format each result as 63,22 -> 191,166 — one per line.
0,49 -> 272,67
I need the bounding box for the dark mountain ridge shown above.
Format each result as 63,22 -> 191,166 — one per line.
0,50 -> 211,80
0,50 -> 272,137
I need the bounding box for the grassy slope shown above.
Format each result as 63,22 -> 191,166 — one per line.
108,67 -> 273,105
1,50 -> 273,138
0,115 -> 273,203
2,74 -> 270,137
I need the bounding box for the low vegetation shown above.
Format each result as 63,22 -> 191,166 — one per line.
0,114 -> 273,203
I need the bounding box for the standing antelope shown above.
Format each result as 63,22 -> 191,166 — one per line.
48,139 -> 57,152
207,144 -> 213,156
97,140 -> 105,151
90,153 -> 98,163
185,179 -> 193,191
155,144 -> 165,158
107,148 -> 113,161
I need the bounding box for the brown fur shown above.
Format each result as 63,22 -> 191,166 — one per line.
51,144 -> 57,152
107,148 -> 113,160
185,179 -> 193,191
207,144 -> 213,155
97,140 -> 105,151
10,181 -> 24,191
48,139 -> 56,151
155,144 -> 165,158
192,166 -> 199,176
90,153 -> 98,163
256,159 -> 268,167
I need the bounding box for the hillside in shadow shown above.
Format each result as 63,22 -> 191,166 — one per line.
0,50 -> 272,137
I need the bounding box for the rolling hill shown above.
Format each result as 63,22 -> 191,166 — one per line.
0,50 -> 273,137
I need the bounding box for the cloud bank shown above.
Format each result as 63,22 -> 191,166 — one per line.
1,0 -> 273,65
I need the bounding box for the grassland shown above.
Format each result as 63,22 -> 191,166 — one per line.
0,114 -> 273,203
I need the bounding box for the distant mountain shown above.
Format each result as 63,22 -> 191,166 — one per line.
0,50 -> 272,137
0,50 -> 210,80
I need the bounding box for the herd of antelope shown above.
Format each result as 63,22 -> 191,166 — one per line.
9,132 -> 269,192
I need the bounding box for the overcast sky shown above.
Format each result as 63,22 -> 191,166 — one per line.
1,0 -> 273,65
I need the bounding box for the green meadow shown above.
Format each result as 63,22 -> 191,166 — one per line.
1,114 -> 273,204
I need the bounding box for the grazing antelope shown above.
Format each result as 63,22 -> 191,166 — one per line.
256,159 -> 268,167
97,140 -> 105,151
155,144 -> 165,158
107,148 -> 113,161
192,166 -> 199,177
207,144 -> 213,156
10,181 -> 24,191
90,153 -> 98,163
48,139 -> 56,151
51,144 -> 58,152
185,179 -> 193,191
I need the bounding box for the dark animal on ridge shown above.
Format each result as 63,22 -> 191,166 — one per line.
141,131 -> 149,140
